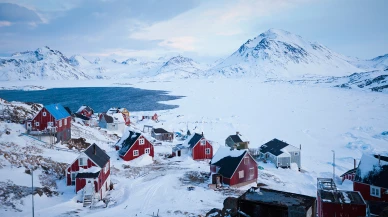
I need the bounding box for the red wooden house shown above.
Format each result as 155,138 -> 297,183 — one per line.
66,144 -> 111,203
317,178 -> 367,217
183,133 -> 213,160
117,130 -> 154,161
141,113 -> 158,122
353,154 -> 388,202
210,147 -> 258,187
26,104 -> 71,142
340,168 -> 356,183
76,105 -> 94,118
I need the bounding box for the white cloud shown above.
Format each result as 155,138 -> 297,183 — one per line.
0,21 -> 12,27
129,0 -> 311,56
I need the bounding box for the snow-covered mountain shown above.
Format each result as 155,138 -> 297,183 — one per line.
155,55 -> 206,79
208,29 -> 363,78
0,46 -> 91,80
350,54 -> 388,71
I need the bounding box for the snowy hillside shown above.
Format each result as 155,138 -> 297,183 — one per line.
208,29 -> 363,78
350,54 -> 388,71
155,55 -> 206,79
0,46 -> 91,81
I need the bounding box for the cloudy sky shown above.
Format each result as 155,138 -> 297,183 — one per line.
0,0 -> 387,62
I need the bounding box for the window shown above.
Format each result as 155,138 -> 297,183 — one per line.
249,168 -> 254,178
59,120 -> 62,127
64,118 -> 67,126
104,162 -> 109,173
200,139 -> 206,145
145,148 -> 150,154
139,138 -> 145,145
294,152 -> 299,156
133,150 -> 139,156
239,170 -> 244,179
71,172 -> 77,185
371,186 -> 381,198
35,122 -> 40,126
79,158 -> 87,166
205,148 -> 211,155
244,157 -> 249,165
42,112 -> 46,117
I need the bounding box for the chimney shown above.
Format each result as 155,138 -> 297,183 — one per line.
378,154 -> 381,166
354,159 -> 357,169
94,145 -> 96,155
300,144 -> 301,150
236,131 -> 239,135
201,132 -> 203,136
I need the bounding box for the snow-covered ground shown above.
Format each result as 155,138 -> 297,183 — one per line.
0,78 -> 387,216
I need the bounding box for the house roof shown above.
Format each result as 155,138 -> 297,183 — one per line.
210,147 -> 246,178
153,128 -> 170,134
100,113 -> 114,123
112,113 -> 125,123
83,143 -> 110,168
187,133 -> 203,148
228,135 -> 243,143
77,105 -> 93,113
260,138 -> 290,156
76,171 -> 100,179
118,130 -> 142,156
340,168 -> 357,177
44,104 -> 70,120
354,154 -> 388,189
172,144 -> 188,152
240,187 -> 316,209
318,190 -> 365,205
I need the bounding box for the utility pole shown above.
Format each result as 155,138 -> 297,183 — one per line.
331,150 -> 335,182
31,167 -> 35,217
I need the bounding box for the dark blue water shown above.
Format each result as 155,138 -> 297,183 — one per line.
0,87 -> 184,113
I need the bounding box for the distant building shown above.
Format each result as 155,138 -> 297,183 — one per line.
66,144 -> 111,205
98,113 -> 125,132
225,132 -> 249,149
107,107 -> 130,126
317,178 -> 367,217
141,113 -> 158,122
354,154 -> 388,202
340,168 -> 357,183
259,138 -> 301,170
238,187 -> 316,217
76,105 -> 94,118
151,128 -> 174,142
26,104 -> 71,142
210,147 -> 257,187
117,130 -> 154,161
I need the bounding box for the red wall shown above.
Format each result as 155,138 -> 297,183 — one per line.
120,135 -> 154,161
317,196 -> 366,217
80,109 -> 93,118
67,158 -> 97,185
228,153 -> 258,186
354,181 -> 388,202
192,138 -> 213,160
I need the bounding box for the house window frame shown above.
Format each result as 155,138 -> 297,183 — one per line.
47,122 -> 53,127
249,167 -> 254,178
71,172 -> 77,185
42,112 -> 46,117
78,157 -> 87,166
200,139 -> 206,146
139,138 -> 145,145
64,118 -> 67,126
239,170 -> 244,179
59,120 -> 62,127
104,161 -> 109,173
35,122 -> 40,126
294,152 -> 299,156
244,157 -> 249,165
133,150 -> 139,156
370,185 -> 381,198
145,148 -> 150,154
205,148 -> 211,155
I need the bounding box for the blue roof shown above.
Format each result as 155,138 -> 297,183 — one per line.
44,104 -> 70,120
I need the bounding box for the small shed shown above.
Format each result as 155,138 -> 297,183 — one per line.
238,187 -> 316,217
151,128 -> 174,142
225,132 -> 250,149
259,138 -> 301,170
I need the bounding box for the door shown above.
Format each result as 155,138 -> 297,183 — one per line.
178,150 -> 181,157
27,122 -> 32,130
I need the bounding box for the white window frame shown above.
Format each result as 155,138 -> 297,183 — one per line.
78,157 -> 87,166
205,148 -> 211,155
59,120 -> 62,127
145,148 -> 150,154
133,150 -> 139,156
239,170 -> 244,179
47,122 -> 53,127
244,157 -> 249,165
64,118 -> 67,126
371,186 -> 381,198
42,111 -> 46,117
35,122 -> 39,126
200,139 -> 206,145
249,167 -> 254,178
139,138 -> 145,145
71,172 -> 77,185
104,161 -> 109,173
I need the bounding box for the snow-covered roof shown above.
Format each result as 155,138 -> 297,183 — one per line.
211,147 -> 246,165
76,105 -> 87,113
112,113 -> 125,123
354,154 -> 388,188
78,166 -> 101,173
44,104 -> 70,120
